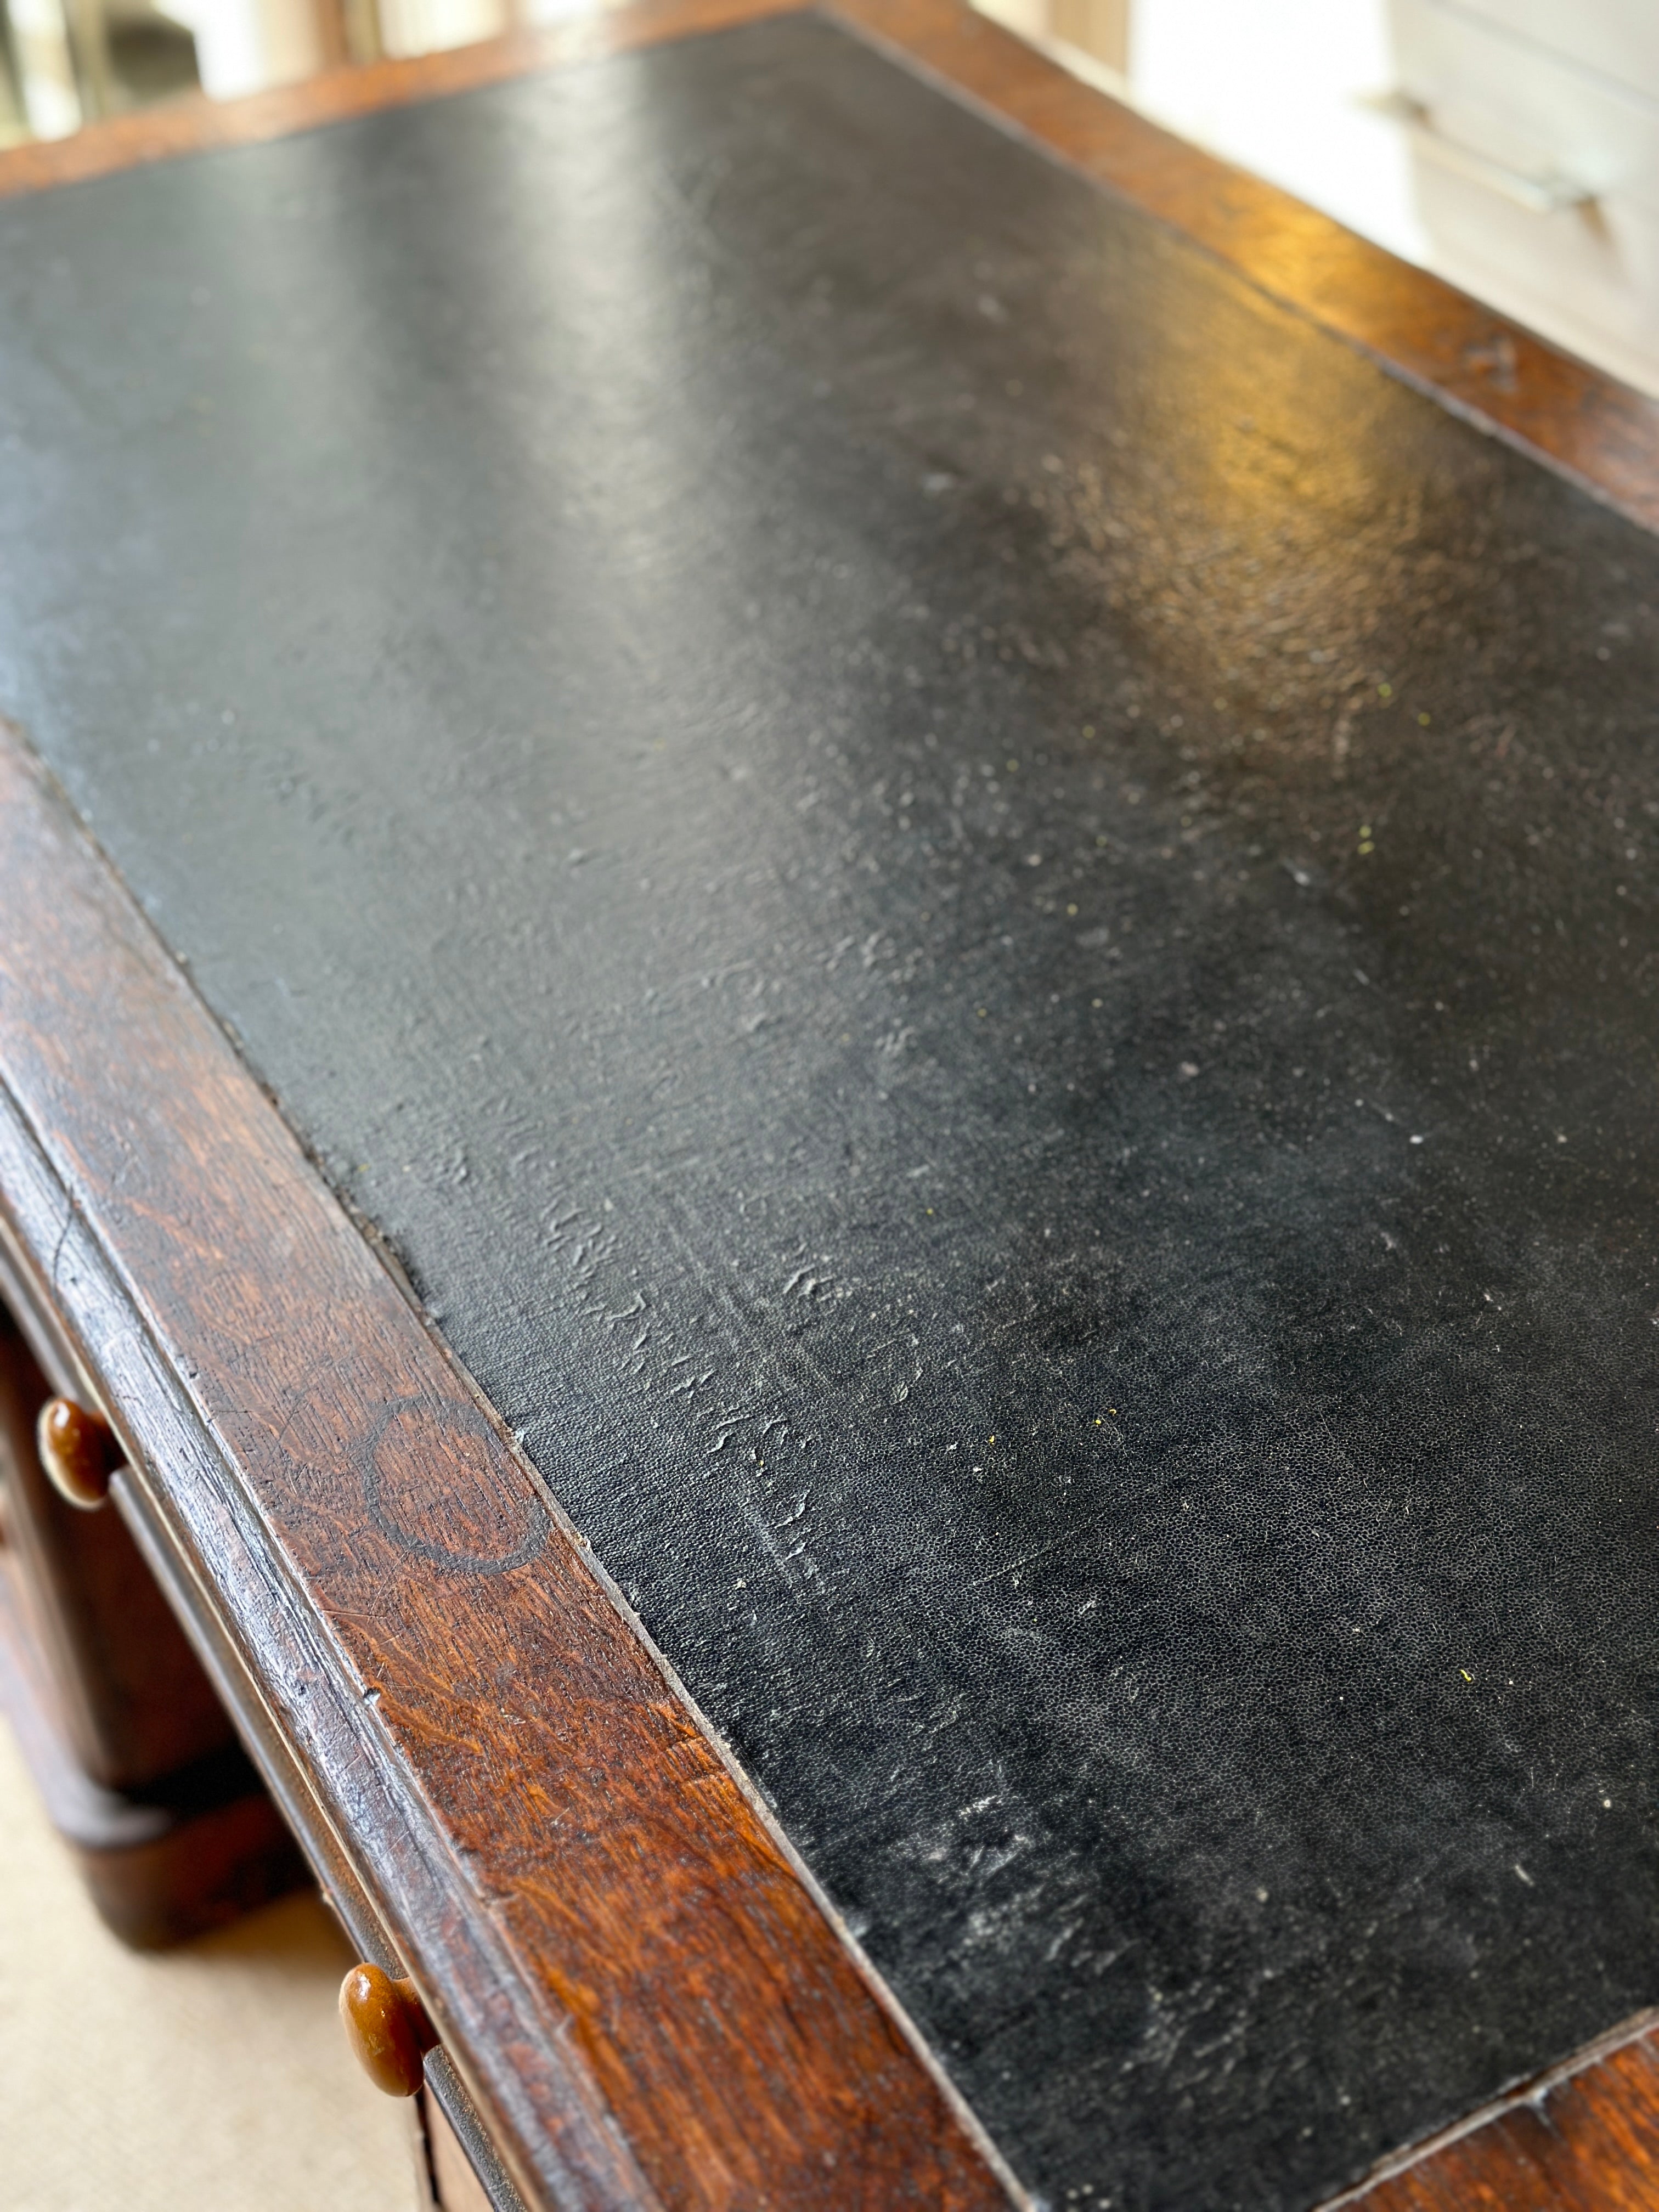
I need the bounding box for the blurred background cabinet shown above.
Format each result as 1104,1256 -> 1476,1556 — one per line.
1386,0 -> 1659,400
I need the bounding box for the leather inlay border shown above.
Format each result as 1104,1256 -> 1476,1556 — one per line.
0,723 -> 1017,2210
0,0 -> 1655,534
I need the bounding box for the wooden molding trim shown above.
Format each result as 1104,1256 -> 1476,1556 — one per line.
0,720 -> 1017,2210
1325,2011 -> 1659,2211
3,0 -> 1654,537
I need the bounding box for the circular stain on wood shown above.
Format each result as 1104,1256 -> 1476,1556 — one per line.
363,1396 -> 548,1575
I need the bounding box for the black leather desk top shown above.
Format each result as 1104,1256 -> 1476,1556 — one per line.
3,16 -> 1659,2208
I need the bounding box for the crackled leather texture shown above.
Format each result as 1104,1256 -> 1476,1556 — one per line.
2,16 -> 1658,2209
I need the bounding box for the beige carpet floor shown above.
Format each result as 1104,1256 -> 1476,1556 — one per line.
0,1718 -> 414,2211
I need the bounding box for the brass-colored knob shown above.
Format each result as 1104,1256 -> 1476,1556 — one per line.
37,1398 -> 121,1510
339,1962 -> 439,2096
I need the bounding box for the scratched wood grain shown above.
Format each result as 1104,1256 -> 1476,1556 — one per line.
0,725 -> 1015,2208
0,0 -> 1654,534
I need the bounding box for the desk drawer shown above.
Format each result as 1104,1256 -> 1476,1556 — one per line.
1435,0 -> 1659,106
0,1280 -> 239,1790
1389,0 -> 1659,392
0,1269 -> 306,1946
1391,0 -> 1659,215
1413,163 -> 1659,394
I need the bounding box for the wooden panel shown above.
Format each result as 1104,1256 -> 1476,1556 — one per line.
0,1550 -> 306,1945
1328,2016 -> 1659,2211
0,1289 -> 307,1944
0,726 -> 1014,2209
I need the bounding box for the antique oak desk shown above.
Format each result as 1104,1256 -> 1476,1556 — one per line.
3,5 -> 1659,2208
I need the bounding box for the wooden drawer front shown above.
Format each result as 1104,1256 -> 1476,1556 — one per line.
1434,0 -> 1659,108
0,1276 -> 238,1790
1391,0 -> 1659,213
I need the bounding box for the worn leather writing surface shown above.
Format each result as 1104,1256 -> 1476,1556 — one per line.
2,15 -> 1658,2208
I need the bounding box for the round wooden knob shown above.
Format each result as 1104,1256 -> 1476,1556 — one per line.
36,1398 -> 121,1510
339,1962 -> 439,2096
